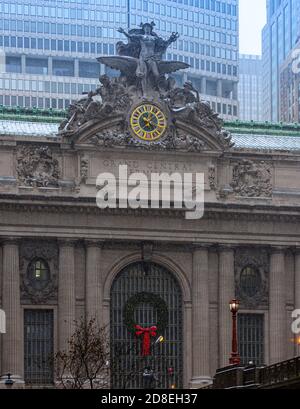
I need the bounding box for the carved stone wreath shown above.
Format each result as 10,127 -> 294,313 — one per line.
20,240 -> 58,304
235,248 -> 269,308
17,145 -> 60,188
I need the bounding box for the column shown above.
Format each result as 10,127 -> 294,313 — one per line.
269,247 -> 286,364
48,57 -> 53,76
190,244 -> 211,388
58,240 -> 76,352
218,245 -> 235,368
0,239 -> 24,387
74,59 -> 79,78
217,79 -> 222,97
21,55 -> 26,74
295,248 -> 300,357
85,240 -> 103,326
201,77 -> 207,95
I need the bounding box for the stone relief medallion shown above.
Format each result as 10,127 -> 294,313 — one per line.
231,160 -> 272,198
17,145 -> 60,188
129,102 -> 168,142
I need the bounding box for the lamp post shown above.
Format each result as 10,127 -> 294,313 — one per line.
229,299 -> 241,365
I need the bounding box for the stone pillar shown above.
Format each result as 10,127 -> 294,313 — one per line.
294,248 -> 300,357
58,240 -> 76,352
85,240 -> 103,326
190,244 -> 211,388
74,59 -> 79,78
48,57 -> 53,76
217,79 -> 222,97
201,77 -> 207,95
269,247 -> 286,364
0,239 -> 24,387
218,245 -> 235,368
21,55 -> 26,74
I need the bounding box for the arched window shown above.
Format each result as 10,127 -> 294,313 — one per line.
27,258 -> 50,290
240,266 -> 261,298
110,261 -> 183,389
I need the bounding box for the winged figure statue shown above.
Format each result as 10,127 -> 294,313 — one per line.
97,22 -> 189,95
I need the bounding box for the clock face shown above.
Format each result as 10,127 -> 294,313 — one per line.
130,103 -> 167,141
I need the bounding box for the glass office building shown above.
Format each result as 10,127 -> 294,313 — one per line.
262,0 -> 300,122
238,54 -> 263,122
0,0 -> 239,119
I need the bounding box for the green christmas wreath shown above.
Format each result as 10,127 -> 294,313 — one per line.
123,292 -> 168,334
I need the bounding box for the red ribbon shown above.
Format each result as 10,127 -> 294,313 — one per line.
134,325 -> 157,356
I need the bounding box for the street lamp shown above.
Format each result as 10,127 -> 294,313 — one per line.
229,299 -> 241,366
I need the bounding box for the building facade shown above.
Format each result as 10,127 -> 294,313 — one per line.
0,0 -> 239,120
280,39 -> 300,123
262,0 -> 300,122
238,54 -> 263,122
0,111 -> 300,388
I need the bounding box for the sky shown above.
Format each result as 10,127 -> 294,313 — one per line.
239,0 -> 267,56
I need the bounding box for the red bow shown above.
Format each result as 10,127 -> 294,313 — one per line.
134,325 -> 157,356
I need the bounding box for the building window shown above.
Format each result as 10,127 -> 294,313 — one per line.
24,310 -> 54,385
27,259 -> 50,290
240,266 -> 261,298
238,313 -> 264,366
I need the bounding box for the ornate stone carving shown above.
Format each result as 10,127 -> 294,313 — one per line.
231,160 -> 273,198
75,156 -> 89,193
17,145 -> 60,188
235,247 -> 269,308
90,127 -> 207,152
80,157 -> 89,183
100,22 -> 186,97
208,166 -> 217,190
142,242 -> 154,262
20,240 -> 58,304
58,22 -> 233,153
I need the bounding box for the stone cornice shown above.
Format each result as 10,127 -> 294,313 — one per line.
84,239 -> 105,249
0,194 -> 300,223
1,237 -> 20,246
57,238 -> 78,247
269,245 -> 289,255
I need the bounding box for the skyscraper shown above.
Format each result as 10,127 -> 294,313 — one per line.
262,0 -> 300,122
238,54 -> 263,122
279,38 -> 300,123
0,0 -> 239,120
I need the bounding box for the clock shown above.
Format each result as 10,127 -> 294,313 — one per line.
130,103 -> 167,141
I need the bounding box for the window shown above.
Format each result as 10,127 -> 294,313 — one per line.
79,61 -> 100,78
6,56 -> 22,73
24,310 -> 54,385
27,259 -> 50,290
25,58 -> 48,75
240,266 -> 261,298
53,59 -> 74,77
238,314 -> 264,366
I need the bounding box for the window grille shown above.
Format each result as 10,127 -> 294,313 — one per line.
24,309 -> 54,385
238,313 -> 264,366
110,262 -> 183,389
240,266 -> 261,297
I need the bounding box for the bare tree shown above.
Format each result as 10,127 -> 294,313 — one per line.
54,318 -> 110,389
